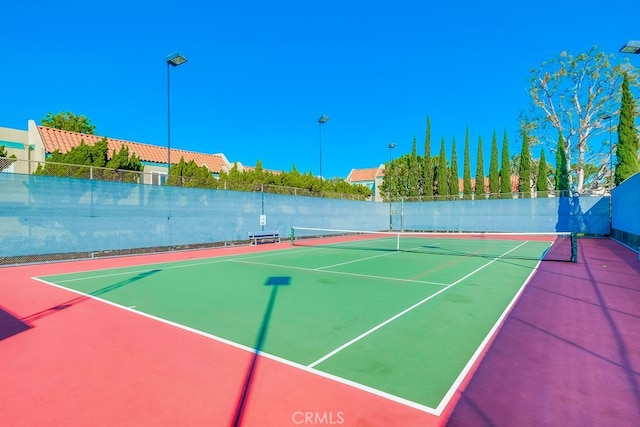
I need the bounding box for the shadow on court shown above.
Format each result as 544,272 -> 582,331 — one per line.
0,305 -> 32,341
446,238 -> 640,426
232,276 -> 291,427
21,269 -> 161,324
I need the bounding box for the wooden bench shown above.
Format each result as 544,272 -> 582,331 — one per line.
248,230 -> 281,245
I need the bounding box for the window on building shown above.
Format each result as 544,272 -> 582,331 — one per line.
151,172 -> 167,186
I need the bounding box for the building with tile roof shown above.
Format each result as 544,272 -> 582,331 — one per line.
345,165 -> 386,201
2,120 -> 522,197
0,120 -> 250,184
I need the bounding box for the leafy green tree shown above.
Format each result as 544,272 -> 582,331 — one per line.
536,148 -> 549,197
167,157 -> 216,188
463,127 -> 472,200
475,135 -> 485,199
489,130 -> 500,198
436,137 -> 449,198
518,127 -> 532,198
555,131 -> 570,195
407,135 -> 420,197
615,73 -> 639,185
41,112 -> 96,134
423,116 -> 434,199
35,137 -> 142,182
527,46 -> 638,193
449,136 -> 459,198
218,161 -> 371,199
500,130 -> 511,197
380,157 -> 397,201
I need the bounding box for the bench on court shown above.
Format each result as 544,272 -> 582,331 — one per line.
248,230 -> 281,245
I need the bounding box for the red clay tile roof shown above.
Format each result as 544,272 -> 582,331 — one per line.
37,126 -> 228,173
347,166 -> 384,182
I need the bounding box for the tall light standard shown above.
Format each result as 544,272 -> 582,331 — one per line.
166,52 -> 188,179
388,142 -> 396,231
619,40 -> 640,54
317,115 -> 329,194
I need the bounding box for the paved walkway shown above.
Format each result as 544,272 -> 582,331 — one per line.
447,238 -> 640,426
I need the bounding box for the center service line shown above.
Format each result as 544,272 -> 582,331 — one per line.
307,241 -> 529,368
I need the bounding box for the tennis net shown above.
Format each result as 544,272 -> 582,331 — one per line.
290,227 -> 577,262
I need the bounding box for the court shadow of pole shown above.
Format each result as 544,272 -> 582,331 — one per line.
232,276 -> 291,427
22,269 -> 162,323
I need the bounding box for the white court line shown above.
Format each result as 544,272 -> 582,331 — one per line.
315,243 -> 444,270
31,240 -> 534,416
228,259 -> 449,287
433,255 -> 542,415
45,246 -> 322,283
315,250 -> 399,270
307,240 -> 529,369
30,276 -> 439,415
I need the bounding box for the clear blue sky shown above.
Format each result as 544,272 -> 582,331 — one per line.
1,0 -> 637,178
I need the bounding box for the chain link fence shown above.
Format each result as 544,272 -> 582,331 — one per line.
1,157 -> 368,200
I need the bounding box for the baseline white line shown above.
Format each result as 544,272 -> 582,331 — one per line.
30,276 -> 439,415
307,241 -> 530,369
228,259 -> 449,287
30,241 -> 532,416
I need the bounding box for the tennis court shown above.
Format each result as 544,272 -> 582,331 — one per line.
23,230 -> 570,421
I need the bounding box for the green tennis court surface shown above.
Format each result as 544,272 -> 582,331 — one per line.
35,235 -> 557,412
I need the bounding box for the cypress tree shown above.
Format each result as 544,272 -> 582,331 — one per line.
463,127 -> 472,200
449,136 -> 459,199
500,130 -> 511,198
436,137 -> 448,198
407,135 -> 419,197
615,73 -> 639,185
536,148 -> 548,197
556,131 -> 570,196
423,116 -> 434,199
489,130 -> 500,199
475,135 -> 485,199
518,128 -> 532,198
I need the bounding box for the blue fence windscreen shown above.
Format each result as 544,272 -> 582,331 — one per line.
0,173 -> 610,258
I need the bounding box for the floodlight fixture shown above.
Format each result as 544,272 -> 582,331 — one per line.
166,52 -> 188,66
619,40 -> 640,54
388,142 -> 396,230
317,115 -> 330,193
166,52 -> 188,178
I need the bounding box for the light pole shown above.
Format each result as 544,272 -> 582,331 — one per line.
317,115 -> 329,195
166,52 -> 188,180
619,40 -> 640,54
388,142 -> 395,231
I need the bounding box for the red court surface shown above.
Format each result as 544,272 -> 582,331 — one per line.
2,238 -> 639,426
0,246 -> 439,426
448,238 -> 640,426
